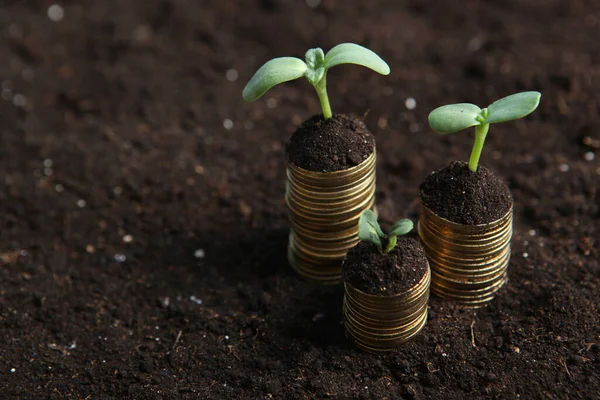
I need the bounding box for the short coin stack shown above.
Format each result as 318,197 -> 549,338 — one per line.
418,203 -> 513,307
343,265 -> 430,352
286,150 -> 377,284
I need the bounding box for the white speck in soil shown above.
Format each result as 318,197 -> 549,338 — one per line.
224,335 -> 230,340
223,118 -> 234,130
523,253 -> 529,258
123,234 -> 133,243
226,69 -> 238,82
55,184 -> 64,192
43,159 -> 53,168
13,94 -> 26,107
405,97 -> 417,110
10,368 -> 15,373
114,253 -> 126,263
524,240 -> 529,246
47,4 -> 65,22
113,186 -> 123,196
69,342 -> 76,349
584,151 -> 595,161
76,199 -> 86,208
43,167 -> 53,176
529,229 -> 536,236
194,249 -> 205,259
306,0 -> 321,8
312,313 -> 324,322
559,163 -> 569,172
467,36 -> 484,52
266,98 -> 278,109
159,297 -> 170,308
19,249 -> 27,256
189,295 -> 203,305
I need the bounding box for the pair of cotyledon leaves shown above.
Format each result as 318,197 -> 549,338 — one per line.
358,210 -> 413,253
428,91 -> 541,134
242,43 -> 390,102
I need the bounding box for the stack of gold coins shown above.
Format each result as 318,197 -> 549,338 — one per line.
343,265 -> 430,352
418,203 -> 513,308
286,150 -> 377,284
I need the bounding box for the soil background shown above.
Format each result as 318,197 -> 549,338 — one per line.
0,0 -> 599,399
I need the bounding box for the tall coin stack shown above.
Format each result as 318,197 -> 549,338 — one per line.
343,265 -> 431,352
286,150 -> 377,284
418,203 -> 513,307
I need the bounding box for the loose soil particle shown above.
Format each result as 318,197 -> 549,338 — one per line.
285,114 -> 375,172
342,236 -> 428,296
420,161 -> 513,225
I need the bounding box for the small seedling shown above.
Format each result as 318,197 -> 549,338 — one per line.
242,43 -> 390,120
358,210 -> 413,253
428,91 -> 541,172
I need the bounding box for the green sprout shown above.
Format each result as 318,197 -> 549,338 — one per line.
242,43 -> 390,120
358,210 -> 414,253
428,91 -> 542,172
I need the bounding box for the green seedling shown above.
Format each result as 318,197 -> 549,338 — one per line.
242,43 -> 390,120
428,91 -> 541,172
358,210 -> 413,253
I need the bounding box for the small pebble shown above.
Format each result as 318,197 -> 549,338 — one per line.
47,4 -> 65,22
76,199 -> 86,208
529,229 -> 536,236
114,253 -> 126,263
266,98 -> 277,109
19,249 -> 27,256
584,152 -> 595,161
405,97 -> 417,110
523,252 -> 529,258
559,164 -> 569,172
194,249 -> 205,259
86,245 -> 95,254
43,168 -> 53,176
190,295 -> 203,305
10,368 -> 16,373
224,335 -> 230,340
55,184 -> 64,192
43,159 -> 53,168
122,234 -> 133,243
225,69 -> 238,82
223,119 -> 234,130
13,94 -> 26,107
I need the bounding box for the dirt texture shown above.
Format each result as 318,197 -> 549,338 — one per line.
1,0 -> 599,399
420,161 -> 513,225
342,236 -> 428,296
286,113 -> 375,172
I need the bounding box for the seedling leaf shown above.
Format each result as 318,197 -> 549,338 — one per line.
389,219 -> 414,238
428,103 -> 482,134
242,57 -> 307,102
324,43 -> 390,75
484,91 -> 541,124
358,210 -> 384,252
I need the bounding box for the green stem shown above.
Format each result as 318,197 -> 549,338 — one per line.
385,235 -> 397,253
314,76 -> 332,120
468,123 -> 489,172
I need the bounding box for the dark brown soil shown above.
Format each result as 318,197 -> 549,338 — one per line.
1,1 -> 599,399
286,114 -> 375,172
342,236 -> 428,296
420,161 -> 513,225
